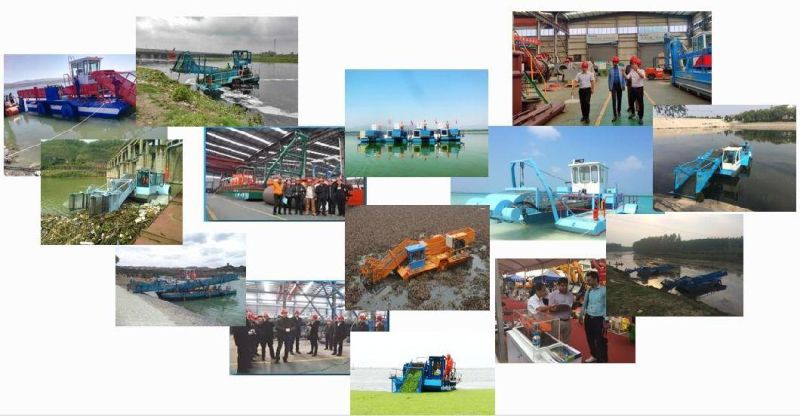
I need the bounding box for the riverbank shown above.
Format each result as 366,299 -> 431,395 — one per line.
654,117 -> 795,135
350,389 -> 495,415
41,168 -> 105,178
607,267 -> 728,316
116,285 -> 218,326
252,53 -> 298,63
654,193 -> 752,212
136,67 -> 262,126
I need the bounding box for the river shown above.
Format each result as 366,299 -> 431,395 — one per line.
654,129 -> 796,211
140,61 -> 298,125
173,277 -> 246,326
41,176 -> 107,215
607,250 -> 743,316
350,367 -> 494,392
451,192 -> 604,241
345,131 -> 489,177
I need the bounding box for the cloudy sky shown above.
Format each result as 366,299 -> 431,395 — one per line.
684,105 -> 779,117
117,233 -> 246,268
452,126 -> 653,195
607,214 -> 743,246
136,17 -> 298,54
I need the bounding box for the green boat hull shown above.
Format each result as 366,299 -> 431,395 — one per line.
219,189 -> 263,201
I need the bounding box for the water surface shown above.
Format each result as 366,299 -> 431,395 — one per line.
41,176 -> 106,215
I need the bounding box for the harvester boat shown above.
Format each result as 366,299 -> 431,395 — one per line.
390,355 -> 461,393
661,269 -> 727,293
672,143 -> 751,201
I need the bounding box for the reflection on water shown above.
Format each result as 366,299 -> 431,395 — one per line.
140,61 -> 298,124
346,132 -> 489,177
608,251 -> 743,315
174,278 -> 246,326
41,176 -> 106,215
654,129 -> 796,211
451,193 -> 604,241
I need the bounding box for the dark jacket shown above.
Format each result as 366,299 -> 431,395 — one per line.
294,184 -> 306,199
256,320 -> 274,341
309,320 -> 320,341
230,326 -> 250,347
354,321 -> 369,332
275,316 -> 293,339
376,321 -> 385,332
293,316 -> 303,334
624,65 -> 633,87
334,321 -> 348,341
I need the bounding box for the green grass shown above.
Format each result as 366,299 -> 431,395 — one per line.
252,53 -> 298,63
350,390 -> 494,415
136,66 -> 262,126
40,169 -> 105,178
607,267 -> 728,316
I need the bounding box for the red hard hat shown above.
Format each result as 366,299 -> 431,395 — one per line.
612,56 -> 620,63
294,310 -> 300,315
280,309 -> 288,316
376,315 -> 383,321
358,313 -> 366,320
312,314 -> 318,320
581,61 -> 589,69
630,55 -> 639,64
337,315 -> 344,321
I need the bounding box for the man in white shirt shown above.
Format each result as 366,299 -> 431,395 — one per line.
527,282 -> 549,315
547,278 -> 575,343
625,55 -> 647,125
575,61 -> 595,124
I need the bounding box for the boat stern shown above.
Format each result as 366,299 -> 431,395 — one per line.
554,212 -> 606,235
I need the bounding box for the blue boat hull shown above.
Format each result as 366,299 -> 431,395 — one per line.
157,288 -> 236,301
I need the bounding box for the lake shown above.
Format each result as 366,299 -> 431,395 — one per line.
654,129 -> 796,211
41,176 -> 107,215
607,250 -> 743,316
344,132 -> 489,177
451,192 -> 604,241
176,277 -> 246,326
140,61 -> 298,125
350,367 -> 495,392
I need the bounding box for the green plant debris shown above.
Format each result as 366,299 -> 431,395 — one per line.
136,67 -> 262,127
399,369 -> 421,393
350,389 -> 495,415
41,202 -> 162,245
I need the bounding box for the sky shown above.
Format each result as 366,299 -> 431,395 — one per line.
684,105 -> 779,117
350,314 -> 494,368
4,54 -> 134,84
607,214 -> 743,246
116,233 -> 246,268
136,17 -> 298,54
452,126 -> 653,195
345,70 -> 488,130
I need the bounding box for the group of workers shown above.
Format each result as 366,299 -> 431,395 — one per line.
268,176 -> 352,217
575,56 -> 647,125
526,271 -> 608,363
230,309 -> 350,374
351,312 -> 387,332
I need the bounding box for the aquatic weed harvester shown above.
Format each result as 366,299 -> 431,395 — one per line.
390,355 -> 461,393
171,50 -> 260,98
671,143 -> 751,201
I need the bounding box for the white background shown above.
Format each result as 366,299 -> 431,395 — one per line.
2,0 -> 799,415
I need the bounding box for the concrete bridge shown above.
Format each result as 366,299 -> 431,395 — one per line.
136,48 -> 230,63
107,138 -> 183,195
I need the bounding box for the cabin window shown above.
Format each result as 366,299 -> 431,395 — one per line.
580,166 -> 590,183
571,167 -> 578,183
591,165 -> 599,183
600,167 -> 607,184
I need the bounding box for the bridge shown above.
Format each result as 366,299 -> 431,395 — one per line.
136,48 -> 230,64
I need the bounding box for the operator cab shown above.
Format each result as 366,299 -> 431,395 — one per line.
68,56 -> 102,85
406,242 -> 427,270
569,159 -> 608,195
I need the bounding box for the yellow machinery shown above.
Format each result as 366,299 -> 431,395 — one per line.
360,228 -> 476,284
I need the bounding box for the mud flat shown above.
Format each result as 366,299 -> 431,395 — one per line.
654,193 -> 751,212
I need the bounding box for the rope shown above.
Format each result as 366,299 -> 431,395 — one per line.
6,101 -> 108,158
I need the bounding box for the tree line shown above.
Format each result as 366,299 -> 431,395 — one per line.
632,233 -> 743,257
723,105 -> 796,123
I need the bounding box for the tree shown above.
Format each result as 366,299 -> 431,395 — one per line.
655,105 -> 688,118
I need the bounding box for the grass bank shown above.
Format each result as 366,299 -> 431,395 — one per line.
252,53 -> 298,64
350,389 -> 494,415
41,168 -> 104,178
607,267 -> 727,316
136,67 -> 262,126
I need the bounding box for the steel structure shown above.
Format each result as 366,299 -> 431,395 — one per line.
245,281 -> 345,319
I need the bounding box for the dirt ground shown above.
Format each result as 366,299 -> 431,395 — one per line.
345,205 -> 490,310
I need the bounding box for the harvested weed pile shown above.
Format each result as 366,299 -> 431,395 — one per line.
399,369 -> 422,393
407,279 -> 431,304
41,203 -> 162,245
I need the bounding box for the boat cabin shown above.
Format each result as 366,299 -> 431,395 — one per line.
68,56 -> 103,85
568,159 -> 608,195
721,146 -> 744,174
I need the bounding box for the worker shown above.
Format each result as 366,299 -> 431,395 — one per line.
625,56 -> 647,125
74,75 -> 81,98
580,271 -> 608,363
271,177 -> 284,215
308,314 -> 320,356
230,325 -> 252,374
335,178 -> 350,217
315,179 -> 328,215
274,309 -> 293,363
575,61 -> 595,124
295,181 -> 307,215
444,354 -> 454,379
547,277 -> 575,343
256,313 -> 275,361
527,282 -> 549,315
608,56 -> 626,123
324,318 -> 334,350
375,314 -> 385,332
332,315 -> 347,356
246,312 -> 259,360
305,179 -> 316,216
433,363 -> 441,376
327,180 -> 338,216
354,313 -> 369,331
625,58 -> 634,116
291,310 -> 303,354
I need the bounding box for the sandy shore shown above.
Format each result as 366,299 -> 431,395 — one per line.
654,117 -> 795,135
654,194 -> 751,212
115,285 -> 219,326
